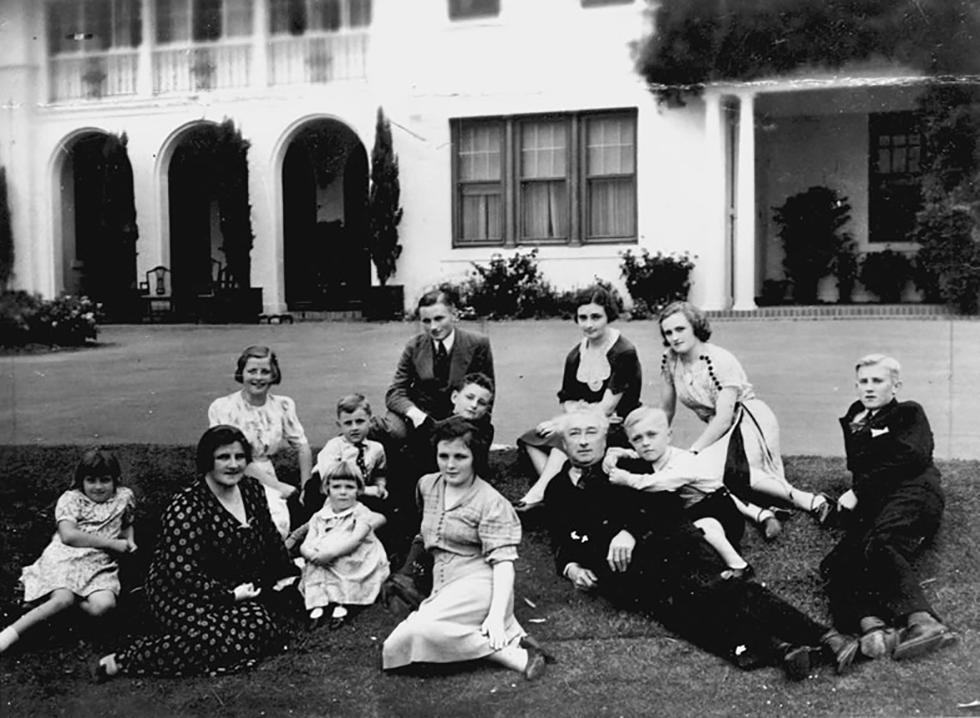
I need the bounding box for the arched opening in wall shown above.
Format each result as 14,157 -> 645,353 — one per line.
167,121 -> 254,319
59,132 -> 139,321
282,118 -> 369,311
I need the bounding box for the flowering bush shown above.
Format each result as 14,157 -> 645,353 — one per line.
0,291 -> 102,347
620,249 -> 696,317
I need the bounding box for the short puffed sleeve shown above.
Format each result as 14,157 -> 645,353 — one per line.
277,395 -> 309,447
54,490 -> 84,524
118,486 -> 137,525
702,345 -> 748,391
477,491 -> 521,564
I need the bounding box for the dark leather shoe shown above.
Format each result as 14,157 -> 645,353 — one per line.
720,564 -> 755,582
893,622 -> 950,661
524,648 -> 547,680
821,629 -> 860,675
782,645 -> 814,681
812,495 -> 835,525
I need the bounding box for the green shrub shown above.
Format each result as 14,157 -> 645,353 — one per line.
858,249 -> 913,303
773,186 -> 852,304
619,249 -> 695,318
0,291 -> 102,347
912,205 -> 980,313
832,240 -> 859,303
458,249 -> 555,319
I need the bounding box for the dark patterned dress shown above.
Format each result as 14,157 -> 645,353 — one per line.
116,477 -> 294,676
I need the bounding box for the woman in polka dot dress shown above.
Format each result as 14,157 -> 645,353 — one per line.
92,426 -> 296,680
657,301 -> 831,540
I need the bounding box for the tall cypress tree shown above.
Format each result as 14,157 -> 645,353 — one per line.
368,107 -> 403,286
0,166 -> 12,289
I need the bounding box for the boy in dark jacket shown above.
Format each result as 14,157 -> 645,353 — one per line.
821,354 -> 952,662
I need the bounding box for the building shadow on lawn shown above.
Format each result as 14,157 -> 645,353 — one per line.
1,446 -> 978,717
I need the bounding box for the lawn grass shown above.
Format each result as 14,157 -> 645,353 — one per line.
1,445 -> 978,718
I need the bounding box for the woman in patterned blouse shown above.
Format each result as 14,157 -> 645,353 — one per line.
208,345 -> 312,538
658,301 -> 831,540
92,425 -> 296,680
382,417 -> 547,680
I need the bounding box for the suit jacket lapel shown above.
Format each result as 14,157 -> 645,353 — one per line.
416,334 -> 434,380
448,330 -> 473,385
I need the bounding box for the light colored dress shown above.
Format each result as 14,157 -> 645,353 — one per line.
299,501 -> 389,609
21,487 -> 135,601
382,473 -> 525,669
208,391 -> 310,538
661,343 -> 789,491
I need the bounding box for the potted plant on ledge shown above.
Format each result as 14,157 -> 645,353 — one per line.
365,107 -> 404,320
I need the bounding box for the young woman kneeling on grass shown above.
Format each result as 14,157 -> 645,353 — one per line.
92,425 -> 297,681
382,417 -> 551,680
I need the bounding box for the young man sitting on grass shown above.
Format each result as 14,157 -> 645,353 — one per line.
821,354 -> 954,662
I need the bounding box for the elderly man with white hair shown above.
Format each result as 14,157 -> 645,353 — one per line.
543,407 -> 859,681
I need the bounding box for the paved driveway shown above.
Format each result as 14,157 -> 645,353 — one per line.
1,318 -> 977,459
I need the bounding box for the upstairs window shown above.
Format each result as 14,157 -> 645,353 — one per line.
452,110 -> 637,247
155,0 -> 253,43
869,112 -> 923,243
48,0 -> 141,55
270,0 -> 372,34
448,0 -> 499,21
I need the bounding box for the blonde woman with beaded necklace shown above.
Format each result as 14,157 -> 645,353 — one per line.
657,302 -> 830,539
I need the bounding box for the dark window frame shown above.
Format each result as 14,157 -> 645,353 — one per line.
448,0 -> 500,21
868,111 -> 924,244
451,109 -> 638,248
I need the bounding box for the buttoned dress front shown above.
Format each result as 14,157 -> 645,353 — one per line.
208,391 -> 310,538
382,473 -> 525,668
661,344 -> 790,494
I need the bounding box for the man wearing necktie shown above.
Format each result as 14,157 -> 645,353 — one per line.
821,354 -> 951,663
379,286 -> 494,443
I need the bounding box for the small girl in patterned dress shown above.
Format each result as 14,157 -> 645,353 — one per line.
0,449 -> 136,654
299,460 -> 389,629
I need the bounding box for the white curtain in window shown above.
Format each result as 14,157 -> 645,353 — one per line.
156,0 -> 191,42
459,123 -> 503,241
587,116 -> 634,238
224,0 -> 253,36
521,121 -> 567,239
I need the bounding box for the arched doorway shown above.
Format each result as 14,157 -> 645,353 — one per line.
58,132 -> 139,320
167,121 -> 253,317
282,119 -> 369,310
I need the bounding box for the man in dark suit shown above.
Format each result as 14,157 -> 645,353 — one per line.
821,354 -> 951,662
546,407 -> 858,680
379,286 -> 494,442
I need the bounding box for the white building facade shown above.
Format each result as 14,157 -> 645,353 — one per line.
0,0 -> 931,316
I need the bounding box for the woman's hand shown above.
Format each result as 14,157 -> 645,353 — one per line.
232,582 -> 262,602
480,614 -> 508,650
125,538 -> 138,554
110,538 -> 130,554
602,446 -> 635,474
279,484 -> 298,500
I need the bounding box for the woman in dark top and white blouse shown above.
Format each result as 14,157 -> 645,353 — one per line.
514,285 -> 642,511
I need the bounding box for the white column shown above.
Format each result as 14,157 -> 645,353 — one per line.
137,0 -> 154,96
698,90 -> 729,311
733,91 -> 757,310
247,138 -> 285,314
252,0 -> 269,89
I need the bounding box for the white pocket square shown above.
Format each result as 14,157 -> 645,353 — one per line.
870,427 -> 890,437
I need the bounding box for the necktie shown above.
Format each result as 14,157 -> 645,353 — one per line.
434,340 -> 449,385
355,443 -> 368,483
850,409 -> 874,434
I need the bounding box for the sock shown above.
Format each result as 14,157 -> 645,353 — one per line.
331,605 -> 348,619
310,607 -> 324,620
0,626 -> 19,653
